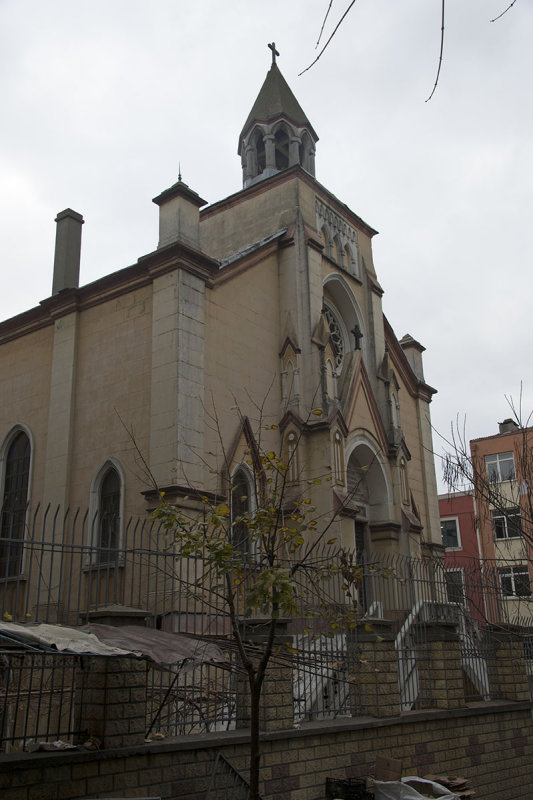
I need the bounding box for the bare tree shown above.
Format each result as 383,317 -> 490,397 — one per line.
148,402 -> 383,800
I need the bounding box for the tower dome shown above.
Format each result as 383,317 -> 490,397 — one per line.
238,44 -> 318,188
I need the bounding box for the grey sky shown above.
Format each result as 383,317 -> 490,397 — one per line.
1,0 -> 531,488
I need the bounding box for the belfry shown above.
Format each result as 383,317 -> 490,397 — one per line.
238,44 -> 318,187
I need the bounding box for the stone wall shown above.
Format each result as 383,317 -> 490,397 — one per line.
1,703 -> 532,800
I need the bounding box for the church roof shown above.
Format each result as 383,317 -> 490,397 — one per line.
239,62 -> 318,147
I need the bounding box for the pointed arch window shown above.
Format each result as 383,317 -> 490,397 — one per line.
274,126 -> 290,170
400,458 -> 409,505
231,467 -> 253,554
255,130 -> 266,174
286,432 -> 299,483
90,461 -> 123,565
1,431 -> 30,578
322,303 -> 345,371
333,431 -> 344,484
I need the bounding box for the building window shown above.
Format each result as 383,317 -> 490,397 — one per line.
333,431 -> 344,484
399,458 -> 409,505
499,566 -> 531,597
231,468 -> 253,554
286,432 -> 299,483
492,507 -> 521,540
0,431 -> 30,578
96,467 -> 120,564
444,570 -> 465,605
441,518 -> 460,549
322,304 -> 345,371
485,451 -> 515,482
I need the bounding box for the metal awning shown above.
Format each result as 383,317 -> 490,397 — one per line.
0,621 -> 227,669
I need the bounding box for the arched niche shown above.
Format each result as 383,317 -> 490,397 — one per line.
273,122 -> 290,170
346,438 -> 391,522
323,273 -> 367,366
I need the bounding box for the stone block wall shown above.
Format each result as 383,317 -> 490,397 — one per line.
1,703 -> 532,800
78,656 -> 147,749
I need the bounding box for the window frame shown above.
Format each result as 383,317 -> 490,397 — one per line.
492,506 -> 522,540
444,568 -> 466,606
0,425 -> 33,580
485,451 -> 515,483
230,464 -> 256,556
88,459 -> 125,566
498,565 -> 531,598
441,516 -> 461,550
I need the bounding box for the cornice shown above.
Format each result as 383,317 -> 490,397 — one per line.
0,242 -> 218,346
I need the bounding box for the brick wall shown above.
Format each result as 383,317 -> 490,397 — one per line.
1,702 -> 532,800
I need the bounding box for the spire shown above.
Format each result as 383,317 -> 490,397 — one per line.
238,45 -> 318,188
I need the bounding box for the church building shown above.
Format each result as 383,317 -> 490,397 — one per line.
0,51 -> 442,592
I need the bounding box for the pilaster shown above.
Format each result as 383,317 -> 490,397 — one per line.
414,621 -> 465,710
348,620 -> 400,718
77,656 -> 146,748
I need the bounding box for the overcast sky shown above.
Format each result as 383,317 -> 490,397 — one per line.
1,0 -> 531,489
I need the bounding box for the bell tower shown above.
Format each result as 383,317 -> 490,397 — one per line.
238,44 -> 319,188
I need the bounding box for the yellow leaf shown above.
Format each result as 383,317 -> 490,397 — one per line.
311,409 -> 323,416
327,538 -> 337,545
215,503 -> 230,516
364,623 -> 373,633
3,612 -> 12,621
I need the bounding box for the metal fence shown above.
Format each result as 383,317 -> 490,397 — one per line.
1,505 -> 532,749
0,642 -> 87,751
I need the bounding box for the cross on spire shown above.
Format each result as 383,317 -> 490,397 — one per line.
268,42 -> 280,64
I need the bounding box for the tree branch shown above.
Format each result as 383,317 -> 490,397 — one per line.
426,0 -> 445,102
299,0 -> 358,76
491,0 -> 518,23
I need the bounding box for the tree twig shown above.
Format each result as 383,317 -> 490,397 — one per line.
316,0 -> 335,48
299,0 -> 358,76
426,0 -> 445,102
491,0 -> 517,23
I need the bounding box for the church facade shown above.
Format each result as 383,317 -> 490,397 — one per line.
0,57 -> 442,590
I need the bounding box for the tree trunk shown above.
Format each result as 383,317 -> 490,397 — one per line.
248,675 -> 262,800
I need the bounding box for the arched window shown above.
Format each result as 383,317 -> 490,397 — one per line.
333,431 -> 344,484
400,458 -> 409,505
90,460 -> 124,565
1,431 -> 30,578
274,125 -> 290,170
323,275 -> 366,366
255,129 -> 266,174
286,432 -> 299,483
344,244 -> 353,273
231,467 -> 253,554
334,236 -> 345,268
322,303 -> 346,372
98,467 -> 120,562
321,225 -> 333,259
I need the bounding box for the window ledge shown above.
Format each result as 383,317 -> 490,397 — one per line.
82,560 -> 125,573
0,574 -> 27,584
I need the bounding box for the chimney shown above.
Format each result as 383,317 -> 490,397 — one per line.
52,209 -> 84,295
499,418 -> 519,435
399,333 -> 426,381
152,177 -> 207,251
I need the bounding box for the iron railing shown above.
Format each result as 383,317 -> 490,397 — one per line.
0,505 -> 532,749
